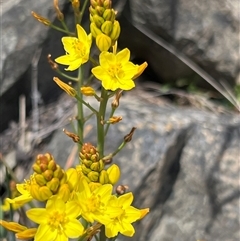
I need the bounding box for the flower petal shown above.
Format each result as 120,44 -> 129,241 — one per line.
26,209 -> 48,224
35,224 -> 57,241
116,48 -> 130,64
62,37 -> 78,54
118,192 -> 133,208
120,222 -> 135,237
77,24 -> 88,43
64,219 -> 84,238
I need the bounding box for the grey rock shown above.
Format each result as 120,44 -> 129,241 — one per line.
120,0 -> 239,86
24,92 -> 239,241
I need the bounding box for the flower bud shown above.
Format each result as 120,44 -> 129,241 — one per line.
90,162 -> 100,171
108,116 -> 122,124
32,163 -> 42,174
99,170 -> 109,184
39,186 -> 53,201
29,184 -> 40,200
82,165 -> 92,175
53,77 -> 76,97
103,0 -> 111,9
16,228 -> 37,240
96,6 -> 105,15
31,11 -> 51,26
90,0 -> 98,8
101,21 -> 113,35
88,171 -> 99,182
93,15 -> 105,28
81,86 -> 96,96
96,33 -> 112,51
90,23 -> 102,38
34,174 -> 47,186
89,6 -> 97,16
47,177 -> 60,193
48,160 -> 57,171
0,220 -> 27,233
66,168 -> 78,190
107,164 -> 120,185
57,184 -> 71,202
53,165 -> 64,179
103,9 -> 114,21
110,20 -> 120,42
82,159 -> 93,167
42,170 -> 53,181
40,163 -> 48,172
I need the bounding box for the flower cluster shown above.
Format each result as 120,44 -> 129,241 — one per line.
1,0 -> 149,240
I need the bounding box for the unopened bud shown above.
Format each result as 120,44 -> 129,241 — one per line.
39,186 -> 53,201
103,0 -> 111,9
53,165 -> 64,179
35,174 -> 47,186
0,220 -> 27,233
108,116 -> 122,124
103,9 -> 114,21
53,77 -> 76,97
48,160 -> 57,171
101,21 -> 113,35
63,129 -> 80,143
93,15 -> 105,28
99,170 -> 109,184
81,86 -> 96,96
16,228 -> 37,240
90,0 -> 98,8
82,159 -> 93,167
107,164 -> 120,185
96,33 -> 112,51
47,177 -> 60,193
88,171 -> 99,182
54,0 -> 64,21
96,6 -> 105,15
90,23 -> 102,38
124,127 -> 136,142
57,184 -> 71,202
89,6 -> 97,16
66,168 -> 78,190
110,20 -> 120,42
111,90 -> 123,109
90,162 -> 100,171
42,170 -> 53,181
32,163 -> 42,174
82,165 -> 92,175
31,11 -> 51,26
47,54 -> 58,70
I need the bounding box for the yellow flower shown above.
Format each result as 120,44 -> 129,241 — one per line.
26,197 -> 83,241
76,177 -> 112,224
91,48 -> 139,91
55,24 -> 92,71
104,192 -> 149,238
0,220 -> 27,233
6,183 -> 33,208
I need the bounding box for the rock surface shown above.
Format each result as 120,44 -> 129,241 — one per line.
119,0 -> 239,86
1,89 -> 238,241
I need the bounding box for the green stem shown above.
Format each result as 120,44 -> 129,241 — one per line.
50,24 -> 74,35
60,20 -> 70,34
55,69 -> 79,82
75,95 -> 98,114
99,226 -> 106,241
79,0 -> 90,23
104,107 -> 116,136
77,67 -> 84,149
103,140 -> 127,161
97,88 -> 109,157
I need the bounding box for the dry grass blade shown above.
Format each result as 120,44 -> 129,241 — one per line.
132,23 -> 240,112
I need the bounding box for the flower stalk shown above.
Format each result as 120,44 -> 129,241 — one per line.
0,0 -> 149,240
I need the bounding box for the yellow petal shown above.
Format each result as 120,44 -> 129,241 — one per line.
64,219 -> 84,238
77,24 -> 88,43
116,48 -> 130,64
